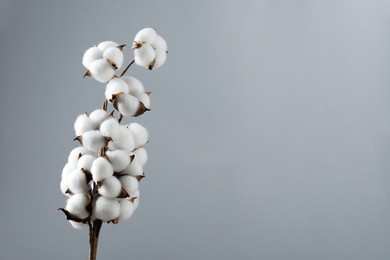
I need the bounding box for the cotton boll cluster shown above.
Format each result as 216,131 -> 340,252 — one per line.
105,77 -> 150,117
133,28 -> 168,70
82,41 -> 124,83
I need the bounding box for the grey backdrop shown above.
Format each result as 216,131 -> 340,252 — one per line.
1,0 -> 390,259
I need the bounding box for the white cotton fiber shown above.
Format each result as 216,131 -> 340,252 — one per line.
97,41 -> 118,52
68,147 -> 90,167
89,109 -> 109,128
136,92 -> 150,109
105,78 -> 129,101
132,190 -> 140,210
151,34 -> 167,51
69,221 -> 87,230
117,94 -> 140,117
110,125 -> 135,152
89,59 -> 115,83
122,159 -> 143,176
152,48 -> 167,70
62,162 -> 75,180
82,47 -> 102,69
77,154 -> 96,172
91,157 -> 113,182
74,114 -> 95,136
134,28 -> 157,44
100,117 -> 120,140
98,176 -> 122,198
103,47 -> 124,69
134,44 -> 155,68
118,200 -> 134,221
66,193 -> 90,219
119,175 -> 139,196
121,76 -> 144,96
68,169 -> 91,194
94,196 -> 120,221
133,147 -> 148,166
60,177 -> 71,197
127,123 -> 148,149
106,149 -> 131,172
82,130 -> 107,153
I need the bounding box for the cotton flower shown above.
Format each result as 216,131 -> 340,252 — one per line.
98,176 -> 122,198
74,113 -> 95,136
89,59 -> 115,83
97,41 -> 119,52
133,147 -> 148,166
68,147 -> 90,167
94,196 -> 120,222
135,92 -> 150,109
121,76 -> 145,96
109,125 -> 135,152
78,130 -> 110,153
134,28 -> 157,44
122,159 -> 143,177
118,200 -> 134,221
134,44 -> 156,69
68,169 -> 91,194
82,47 -> 102,70
77,154 -> 96,172
100,117 -> 120,140
105,78 -> 129,101
103,47 -> 124,69
106,149 -> 131,172
89,109 -> 109,127
91,157 -> 113,182
66,193 -> 90,219
127,123 -> 148,149
119,175 -> 139,197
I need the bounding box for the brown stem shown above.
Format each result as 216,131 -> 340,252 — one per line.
89,219 -> 103,260
120,59 -> 135,77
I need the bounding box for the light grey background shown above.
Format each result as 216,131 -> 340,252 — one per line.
1,0 -> 390,259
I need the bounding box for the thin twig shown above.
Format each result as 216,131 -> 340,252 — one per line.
120,59 -> 135,77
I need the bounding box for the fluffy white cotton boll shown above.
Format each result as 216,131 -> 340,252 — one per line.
136,92 -> 150,109
151,34 -> 167,51
120,175 -> 139,196
106,149 -> 131,172
89,59 -> 115,83
100,117 -> 120,140
152,48 -> 167,70
69,221 -> 87,230
134,28 -> 157,44
134,44 -> 155,68
117,94 -> 140,117
62,162 -> 75,180
121,76 -> 144,96
82,130 -> 107,153
60,177 -> 72,197
77,154 -> 96,172
110,125 -> 135,152
105,78 -> 129,101
66,193 -> 90,219
74,114 -> 95,136
89,109 -> 109,128
68,147 -> 90,167
133,147 -> 148,166
103,47 -> 124,69
127,123 -> 148,149
118,200 -> 134,221
91,157 -> 113,182
122,159 -> 143,176
97,41 -> 118,52
98,176 -> 122,198
68,169 -> 90,194
82,47 -> 102,69
94,196 -> 120,221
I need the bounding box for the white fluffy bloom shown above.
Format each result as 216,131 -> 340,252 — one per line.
133,147 -> 148,166
100,117 -> 120,140
89,59 -> 115,83
122,159 -> 143,176
62,162 -> 75,180
116,93 -> 140,117
66,193 -> 90,219
109,125 -> 135,152
120,175 -> 139,196
82,130 -> 108,153
94,196 -> 120,221
136,92 -> 150,109
134,28 -> 157,44
89,109 -> 109,127
121,76 -> 145,96
133,28 -> 167,70
103,47 -> 124,69
97,41 -> 118,52
68,147 -> 90,167
105,78 -> 129,101
74,113 -> 96,136
60,177 -> 71,197
127,123 -> 148,149
82,46 -> 102,69
77,154 -> 96,172
91,157 -> 113,182
98,176 -> 122,198
69,221 -> 87,230
134,44 -> 155,68
106,149 -> 131,172
68,169 -> 91,194
118,200 -> 134,221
